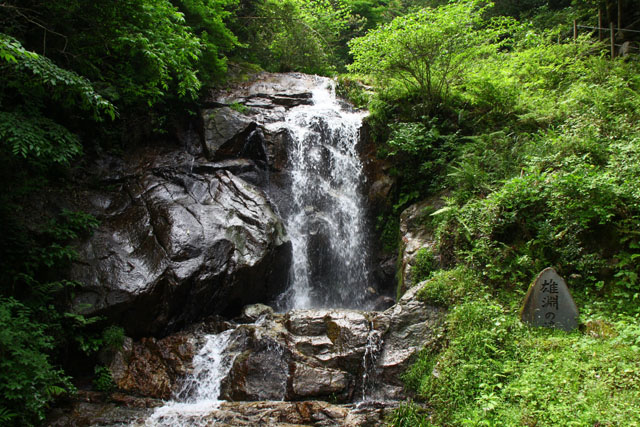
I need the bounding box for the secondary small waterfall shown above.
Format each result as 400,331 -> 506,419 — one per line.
271,77 -> 370,310
143,330 -> 235,426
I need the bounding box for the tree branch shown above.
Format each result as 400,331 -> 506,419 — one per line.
0,3 -> 68,53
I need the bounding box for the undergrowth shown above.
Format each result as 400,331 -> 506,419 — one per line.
372,5 -> 640,426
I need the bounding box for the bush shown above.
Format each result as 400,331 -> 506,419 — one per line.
0,298 -> 73,425
410,248 -> 437,286
92,366 -> 115,393
101,326 -> 125,351
348,1 -> 519,113
386,401 -> 430,427
417,266 -> 487,307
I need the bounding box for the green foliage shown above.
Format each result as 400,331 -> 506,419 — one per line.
335,75 -> 371,109
0,206 -> 99,423
0,34 -> 115,119
1,34 -> 114,166
171,0 -> 239,84
229,101 -> 249,114
231,0 -> 359,74
362,20 -> 640,314
410,248 -> 437,285
0,112 -> 81,165
30,0 -> 205,105
386,401 -> 430,427
359,3 -> 640,426
348,1 -> 519,112
376,119 -> 458,199
92,366 -> 115,393
376,213 -> 400,253
0,298 -> 74,425
401,295 -> 640,426
101,326 -> 126,351
417,266 -> 487,307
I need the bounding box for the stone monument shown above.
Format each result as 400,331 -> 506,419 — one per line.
520,267 -> 579,331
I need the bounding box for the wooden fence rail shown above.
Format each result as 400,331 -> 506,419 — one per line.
574,21 -> 640,59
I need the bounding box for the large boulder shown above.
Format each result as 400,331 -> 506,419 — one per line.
201,107 -> 259,161
70,154 -> 291,337
201,72 -> 317,170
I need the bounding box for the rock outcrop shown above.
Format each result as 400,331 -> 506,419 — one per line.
397,196 -> 446,296
70,149 -> 291,337
49,290 -> 442,425
45,72 -> 449,427
47,397 -> 402,427
99,292 -> 444,405
107,334 -> 195,399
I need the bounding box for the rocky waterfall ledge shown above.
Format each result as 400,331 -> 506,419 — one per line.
49,73 -> 442,426
49,287 -> 444,426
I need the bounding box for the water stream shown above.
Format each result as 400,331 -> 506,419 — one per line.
271,77 -> 370,310
144,330 -> 236,426
142,77 -> 374,425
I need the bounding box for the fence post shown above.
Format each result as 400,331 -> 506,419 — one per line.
618,0 -> 622,34
610,22 -> 616,59
598,8 -> 603,41
573,20 -> 578,40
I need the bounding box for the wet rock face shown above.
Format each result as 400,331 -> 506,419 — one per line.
70,155 -> 291,337
201,72 -> 397,301
193,400 -> 399,427
201,72 -> 317,168
108,334 -> 195,399
101,292 -> 444,406
202,107 -> 260,161
373,285 -> 445,399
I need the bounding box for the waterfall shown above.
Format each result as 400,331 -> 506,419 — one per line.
270,77 -> 370,309
139,77 -> 375,426
143,330 -> 235,427
361,320 -> 383,401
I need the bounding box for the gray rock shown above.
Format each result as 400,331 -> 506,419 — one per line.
238,303 -> 275,323
78,283 -> 443,425
289,363 -> 351,400
521,267 -> 579,331
71,165 -> 291,337
218,298 -> 444,402
212,73 -> 316,105
107,334 -> 196,399
397,197 -> 447,296
201,107 -> 257,160
150,401 -> 400,427
375,285 -> 446,399
47,398 -> 403,427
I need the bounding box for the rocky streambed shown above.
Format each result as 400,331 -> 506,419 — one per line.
47,73 -> 443,426
49,287 -> 444,426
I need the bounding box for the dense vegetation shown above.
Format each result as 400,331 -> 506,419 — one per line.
349,1 -> 640,425
1,0 -> 639,424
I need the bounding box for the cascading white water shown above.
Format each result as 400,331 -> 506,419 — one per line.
361,321 -> 383,401
140,77 -> 375,426
271,77 -> 370,309
142,330 -> 235,427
